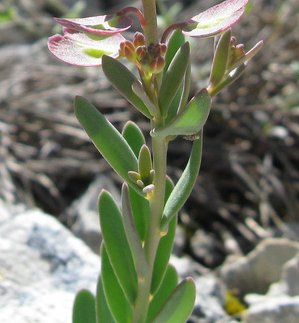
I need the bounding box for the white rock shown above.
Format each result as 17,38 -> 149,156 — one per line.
220,238 -> 299,295
0,202 -> 100,323
244,296 -> 299,323
282,253 -> 299,296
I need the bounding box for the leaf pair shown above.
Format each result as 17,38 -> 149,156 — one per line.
154,31 -> 212,138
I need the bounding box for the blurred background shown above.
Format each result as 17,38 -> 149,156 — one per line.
0,0 -> 298,271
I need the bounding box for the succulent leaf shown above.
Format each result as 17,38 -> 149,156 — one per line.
98,190 -> 138,304
72,290 -> 96,323
153,89 -> 211,137
152,278 -> 196,323
101,245 -> 133,323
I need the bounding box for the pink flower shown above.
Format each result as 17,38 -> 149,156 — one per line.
183,0 -> 248,38
48,30 -> 125,66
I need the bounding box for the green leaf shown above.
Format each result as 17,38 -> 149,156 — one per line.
164,30 -> 185,72
72,289 -> 96,323
96,276 -> 115,323
161,134 -> 203,229
210,29 -> 231,86
138,145 -> 152,185
74,96 -> 140,192
148,265 -> 178,321
151,178 -> 176,294
101,245 -> 132,323
102,55 -> 151,118
159,42 -> 190,118
122,121 -> 145,157
128,186 -> 150,242
98,190 -> 138,304
153,89 -> 211,137
208,64 -> 246,97
152,278 -> 196,323
121,183 -> 148,278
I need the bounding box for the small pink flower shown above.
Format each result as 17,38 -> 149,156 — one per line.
48,30 -> 125,66
183,0 -> 248,38
54,14 -> 131,35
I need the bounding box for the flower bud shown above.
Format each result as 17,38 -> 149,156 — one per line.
119,40 -> 136,61
133,32 -> 145,47
150,56 -> 165,74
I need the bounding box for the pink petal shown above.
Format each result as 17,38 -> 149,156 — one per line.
183,0 -> 248,38
48,31 -> 125,66
54,14 -> 131,35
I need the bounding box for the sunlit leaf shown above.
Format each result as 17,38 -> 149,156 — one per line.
96,277 -> 115,323
74,96 -> 140,192
101,245 -> 132,323
148,265 -> 178,321
152,278 -> 196,323
102,56 -> 151,118
210,29 -> 232,86
73,290 -> 96,323
122,121 -> 145,157
161,134 -> 203,229
159,42 -> 190,118
153,89 -> 211,137
98,190 -> 138,304
151,178 -> 176,294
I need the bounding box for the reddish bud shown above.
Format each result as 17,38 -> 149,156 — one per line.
136,46 -> 147,60
119,40 -> 135,60
133,32 -> 145,47
150,56 -> 165,74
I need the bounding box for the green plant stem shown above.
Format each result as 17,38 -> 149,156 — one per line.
132,135 -> 168,323
141,0 -> 159,44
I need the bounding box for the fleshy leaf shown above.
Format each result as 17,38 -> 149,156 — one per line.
74,96 -> 140,192
96,277 -> 115,323
153,89 -> 211,137
128,186 -> 150,242
72,290 -> 96,323
102,55 -> 151,118
161,134 -> 203,229
152,278 -> 196,323
151,178 -> 176,294
164,29 -> 185,71
48,31 -> 124,66
101,245 -> 133,323
148,265 -> 178,321
138,145 -> 152,185
121,183 -> 148,277
99,190 -> 138,304
122,121 -> 146,157
183,0 -> 248,38
55,14 -> 131,35
159,42 -> 190,118
210,29 -> 232,86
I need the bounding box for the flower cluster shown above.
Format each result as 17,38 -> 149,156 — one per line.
48,0 -> 255,70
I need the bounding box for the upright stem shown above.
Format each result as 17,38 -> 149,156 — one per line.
132,135 -> 168,323
132,2 -> 166,322
141,0 -> 159,44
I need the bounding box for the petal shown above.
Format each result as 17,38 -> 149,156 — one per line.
48,31 -> 125,66
54,14 -> 131,35
183,0 -> 248,38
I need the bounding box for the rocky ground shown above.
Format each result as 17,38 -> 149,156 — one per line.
0,0 -> 299,322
